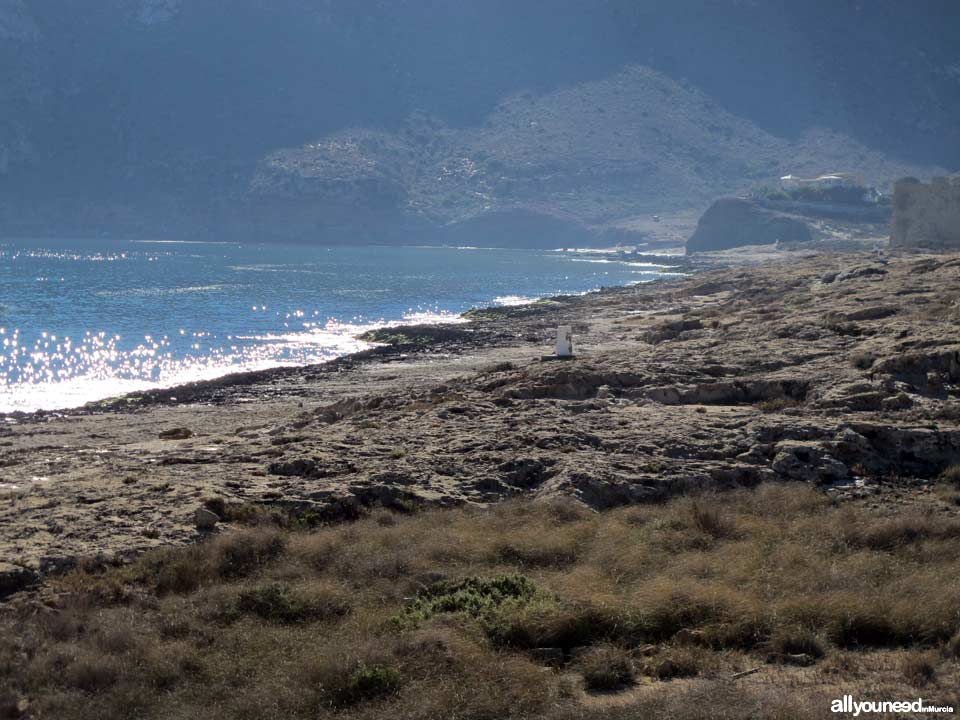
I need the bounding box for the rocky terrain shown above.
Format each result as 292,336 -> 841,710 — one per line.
1,1 -> 958,244
2,250 -> 959,595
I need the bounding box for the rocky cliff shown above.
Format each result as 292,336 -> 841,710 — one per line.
685,197 -> 813,254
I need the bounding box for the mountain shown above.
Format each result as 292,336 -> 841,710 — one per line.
1,0 -> 958,244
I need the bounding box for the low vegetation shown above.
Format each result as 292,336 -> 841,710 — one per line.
755,184 -> 887,206
1,484 -> 959,719
937,464 -> 960,507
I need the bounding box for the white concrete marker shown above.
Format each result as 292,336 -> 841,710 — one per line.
555,325 -> 573,357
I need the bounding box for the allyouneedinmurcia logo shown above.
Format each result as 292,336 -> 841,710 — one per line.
831,695 -> 955,716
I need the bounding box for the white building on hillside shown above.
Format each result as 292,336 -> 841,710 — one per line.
780,172 -> 865,190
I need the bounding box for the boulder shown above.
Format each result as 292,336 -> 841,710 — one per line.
159,427 -> 193,440
193,507 -> 220,530
498,458 -> 549,489
881,393 -> 913,411
771,442 -> 848,482
686,198 -> 812,254
644,318 -> 703,344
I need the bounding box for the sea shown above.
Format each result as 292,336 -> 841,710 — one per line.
0,238 -> 678,413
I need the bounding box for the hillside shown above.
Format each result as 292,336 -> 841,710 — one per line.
250,66 -> 939,246
1,1 -> 958,244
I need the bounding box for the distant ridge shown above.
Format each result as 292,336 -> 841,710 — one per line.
1,1 -> 957,244
246,66 -> 942,245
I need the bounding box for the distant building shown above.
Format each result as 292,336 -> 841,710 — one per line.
780,172 -> 866,191
890,176 -> 960,250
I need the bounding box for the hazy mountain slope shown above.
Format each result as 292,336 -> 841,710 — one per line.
1,0 -> 958,243
249,66 -> 941,244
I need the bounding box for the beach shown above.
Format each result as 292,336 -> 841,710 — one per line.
2,249 -> 959,593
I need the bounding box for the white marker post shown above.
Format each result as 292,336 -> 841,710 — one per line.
555,325 -> 573,357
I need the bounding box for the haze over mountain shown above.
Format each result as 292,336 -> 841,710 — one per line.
2,0 -> 959,245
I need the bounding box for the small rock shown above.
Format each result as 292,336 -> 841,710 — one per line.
159,427 -> 193,440
837,428 -> 871,451
844,306 -> 897,322
881,393 -> 913,411
193,507 -> 220,530
765,652 -> 815,667
834,266 -> 888,283
268,458 -> 318,477
927,371 -> 947,393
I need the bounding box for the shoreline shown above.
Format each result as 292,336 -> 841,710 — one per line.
2,248 -> 958,596
0,252 -> 698,421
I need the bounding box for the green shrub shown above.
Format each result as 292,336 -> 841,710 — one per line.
320,662 -> 404,707
397,574 -> 540,627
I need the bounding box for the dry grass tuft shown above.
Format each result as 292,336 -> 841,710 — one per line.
839,511 -> 960,551
901,651 -> 938,687
644,647 -> 704,680
688,499 -> 738,539
577,644 -> 635,691
941,464 -> 960,488
222,580 -> 351,624
3,484 -> 959,719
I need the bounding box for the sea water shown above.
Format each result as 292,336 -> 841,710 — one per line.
0,238 -> 676,413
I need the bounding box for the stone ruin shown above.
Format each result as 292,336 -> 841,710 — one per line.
890,176 -> 960,250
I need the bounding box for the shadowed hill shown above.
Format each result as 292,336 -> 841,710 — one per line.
1,0 -> 958,243
249,66 -> 939,246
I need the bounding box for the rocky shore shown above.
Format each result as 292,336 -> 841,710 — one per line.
2,250 -> 960,595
